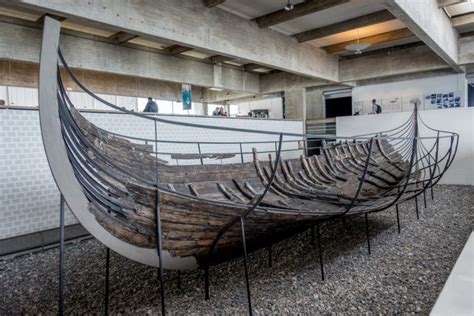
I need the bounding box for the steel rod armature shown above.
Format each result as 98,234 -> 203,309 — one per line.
240,218 -> 253,315
365,213 -> 371,255
58,194 -> 65,316
396,204 -> 401,234
316,223 -> 325,281
104,247 -> 110,316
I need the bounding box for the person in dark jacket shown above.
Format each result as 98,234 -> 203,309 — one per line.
143,97 -> 159,113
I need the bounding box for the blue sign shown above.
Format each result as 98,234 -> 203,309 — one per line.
182,84 -> 192,110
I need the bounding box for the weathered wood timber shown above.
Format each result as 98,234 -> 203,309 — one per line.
55,90 -> 455,269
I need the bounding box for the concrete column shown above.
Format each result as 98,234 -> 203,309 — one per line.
305,88 -> 326,120
284,88 -> 306,121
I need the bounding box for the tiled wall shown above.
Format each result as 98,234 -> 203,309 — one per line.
0,108 -> 303,239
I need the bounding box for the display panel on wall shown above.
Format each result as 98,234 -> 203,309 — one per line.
353,91 -> 464,115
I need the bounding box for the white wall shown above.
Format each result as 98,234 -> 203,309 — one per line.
0,108 -> 303,239
337,107 -> 474,185
352,74 -> 467,114
232,97 -> 283,119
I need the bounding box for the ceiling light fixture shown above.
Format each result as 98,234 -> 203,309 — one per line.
345,30 -> 371,55
284,0 -> 294,11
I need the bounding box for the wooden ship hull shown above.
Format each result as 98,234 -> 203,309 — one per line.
38,17 -> 458,271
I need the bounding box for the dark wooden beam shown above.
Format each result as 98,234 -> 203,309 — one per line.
460,30 -> 474,38
322,28 -> 414,54
208,55 -> 234,64
36,13 -> 66,24
254,0 -> 349,28
203,0 -> 225,8
110,31 -> 139,44
339,41 -> 424,60
243,63 -> 265,72
294,10 -> 395,43
165,45 -> 193,55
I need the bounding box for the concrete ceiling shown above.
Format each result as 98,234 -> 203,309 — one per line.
219,0 -> 386,36
441,0 -> 474,33
444,1 -> 474,17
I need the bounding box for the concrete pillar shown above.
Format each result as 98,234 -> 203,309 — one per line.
202,102 -> 210,116
284,88 -> 306,121
306,87 -> 325,120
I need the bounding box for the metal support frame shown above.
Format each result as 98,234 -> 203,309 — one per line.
415,196 -> 420,220
365,213 -> 371,255
154,119 -> 166,316
59,194 -> 65,315
240,218 -> 253,315
197,142 -> 204,165
316,223 -> 324,281
104,248 -> 110,315
423,190 -> 427,208
395,204 -> 401,234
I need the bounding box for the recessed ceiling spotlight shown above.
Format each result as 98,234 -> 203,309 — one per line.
284,0 -> 294,11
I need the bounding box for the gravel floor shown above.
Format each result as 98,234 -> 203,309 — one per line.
1,185 -> 472,315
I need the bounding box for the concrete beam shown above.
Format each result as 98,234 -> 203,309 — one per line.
452,13 -> 474,29
459,35 -> 474,65
322,28 -> 414,54
0,21 -> 260,93
339,44 -> 451,82
203,0 -> 225,8
384,0 -> 463,72
254,0 -> 349,28
202,89 -> 254,103
260,72 -> 328,94
2,0 -> 339,81
295,10 -> 395,43
437,0 -> 468,8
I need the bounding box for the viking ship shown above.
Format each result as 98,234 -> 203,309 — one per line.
39,17 -> 458,301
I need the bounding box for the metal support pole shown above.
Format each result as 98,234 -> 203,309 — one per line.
153,121 -> 166,315
177,271 -> 182,290
365,213 -> 371,255
204,267 -> 209,300
310,225 -> 315,245
197,142 -> 204,165
267,245 -> 272,268
415,196 -> 419,219
58,194 -> 65,316
240,218 -> 253,315
423,190 -> 427,208
239,143 -> 244,164
316,223 -> 324,281
395,204 -> 401,234
104,248 -> 110,316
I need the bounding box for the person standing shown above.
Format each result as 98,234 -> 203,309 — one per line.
370,99 -> 382,114
212,107 -> 220,116
143,97 -> 159,113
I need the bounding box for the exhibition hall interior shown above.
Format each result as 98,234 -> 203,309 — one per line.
0,0 -> 473,314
